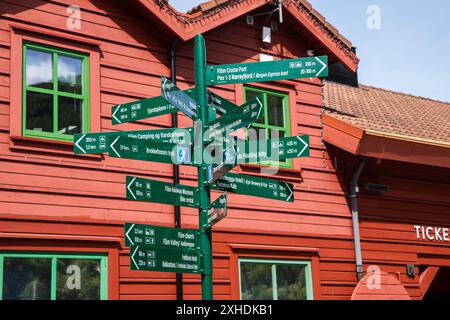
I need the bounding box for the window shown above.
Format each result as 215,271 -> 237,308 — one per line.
239,258 -> 313,300
23,42 -> 89,142
0,253 -> 107,300
243,87 -> 291,168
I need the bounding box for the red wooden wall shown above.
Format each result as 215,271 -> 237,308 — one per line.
0,0 -> 448,300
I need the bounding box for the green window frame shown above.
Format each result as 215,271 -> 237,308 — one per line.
0,252 -> 107,300
243,87 -> 292,169
22,42 -> 90,142
238,258 -> 313,300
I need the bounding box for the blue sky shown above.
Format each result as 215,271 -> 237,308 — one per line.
170,0 -> 450,102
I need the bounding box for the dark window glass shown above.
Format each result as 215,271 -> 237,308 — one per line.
56,259 -> 100,300
267,94 -> 284,127
58,55 -> 83,94
3,258 -> 51,300
240,262 -> 273,300
26,49 -> 53,90
276,264 -> 307,300
26,92 -> 53,132
58,97 -> 82,135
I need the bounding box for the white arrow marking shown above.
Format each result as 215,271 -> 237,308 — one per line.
110,136 -> 121,158
297,136 -> 309,157
247,96 -> 264,128
286,183 -> 293,202
74,134 -> 86,154
125,223 -> 135,246
131,245 -> 140,270
162,77 -> 168,98
127,177 -> 137,200
112,105 -> 122,124
315,57 -> 327,77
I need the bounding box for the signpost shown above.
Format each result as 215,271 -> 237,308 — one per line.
74,128 -> 192,154
124,223 -> 199,249
126,176 -> 200,208
211,172 -> 294,202
130,245 -> 201,274
108,136 -> 192,165
111,88 -> 196,125
73,32 -> 328,301
161,76 -> 199,120
206,56 -> 328,85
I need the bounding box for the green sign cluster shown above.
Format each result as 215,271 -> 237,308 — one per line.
73,33 -> 327,299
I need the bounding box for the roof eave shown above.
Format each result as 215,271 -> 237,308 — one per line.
323,114 -> 450,169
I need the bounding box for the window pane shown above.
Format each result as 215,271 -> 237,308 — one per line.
58,55 -> 83,94
26,92 -> 53,132
240,262 -> 273,300
269,129 -> 285,140
247,127 -> 266,141
56,259 -> 101,300
276,264 -> 307,300
58,97 -> 82,135
26,49 -> 53,89
246,90 -> 264,124
267,95 -> 284,127
3,258 -> 51,300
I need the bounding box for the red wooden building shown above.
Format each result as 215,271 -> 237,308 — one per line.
0,0 -> 448,300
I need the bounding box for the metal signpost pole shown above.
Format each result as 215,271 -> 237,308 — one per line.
194,34 -> 213,300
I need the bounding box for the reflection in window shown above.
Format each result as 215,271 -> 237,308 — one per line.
239,259 -> 312,300
26,49 -> 53,90
3,258 -> 51,300
0,254 -> 107,300
56,259 -> 100,300
26,92 -> 53,132
58,55 -> 83,94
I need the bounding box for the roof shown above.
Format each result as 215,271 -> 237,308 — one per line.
324,81 -> 450,145
322,81 -> 450,168
134,0 -> 359,71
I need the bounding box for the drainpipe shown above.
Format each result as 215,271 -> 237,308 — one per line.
170,38 -> 183,300
350,157 -> 367,281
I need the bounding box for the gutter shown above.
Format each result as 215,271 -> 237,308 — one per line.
170,37 -> 183,300
349,156 -> 367,281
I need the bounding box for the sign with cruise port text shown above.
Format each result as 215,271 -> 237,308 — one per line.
206,56 -> 328,85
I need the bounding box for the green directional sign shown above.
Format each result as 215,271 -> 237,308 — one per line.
74,128 -> 193,154
126,176 -> 200,208
211,172 -> 294,202
161,76 -> 199,120
111,88 -> 196,125
207,192 -> 227,226
109,135 -> 192,165
124,223 -> 199,249
206,56 -> 328,86
207,91 -> 238,115
130,245 -> 201,274
235,135 -> 310,164
205,96 -> 263,141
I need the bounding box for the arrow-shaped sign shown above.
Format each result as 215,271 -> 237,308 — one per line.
205,95 -> 263,141
125,176 -> 200,208
207,91 -> 239,115
207,192 -> 227,227
111,88 -> 197,125
108,135 -> 193,165
211,172 -> 294,202
206,55 -> 328,86
73,128 -> 193,155
161,76 -> 199,120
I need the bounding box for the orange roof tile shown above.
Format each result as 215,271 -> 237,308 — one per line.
323,81 -> 450,145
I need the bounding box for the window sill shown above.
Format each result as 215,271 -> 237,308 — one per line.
237,163 -> 303,182
9,135 -> 102,159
